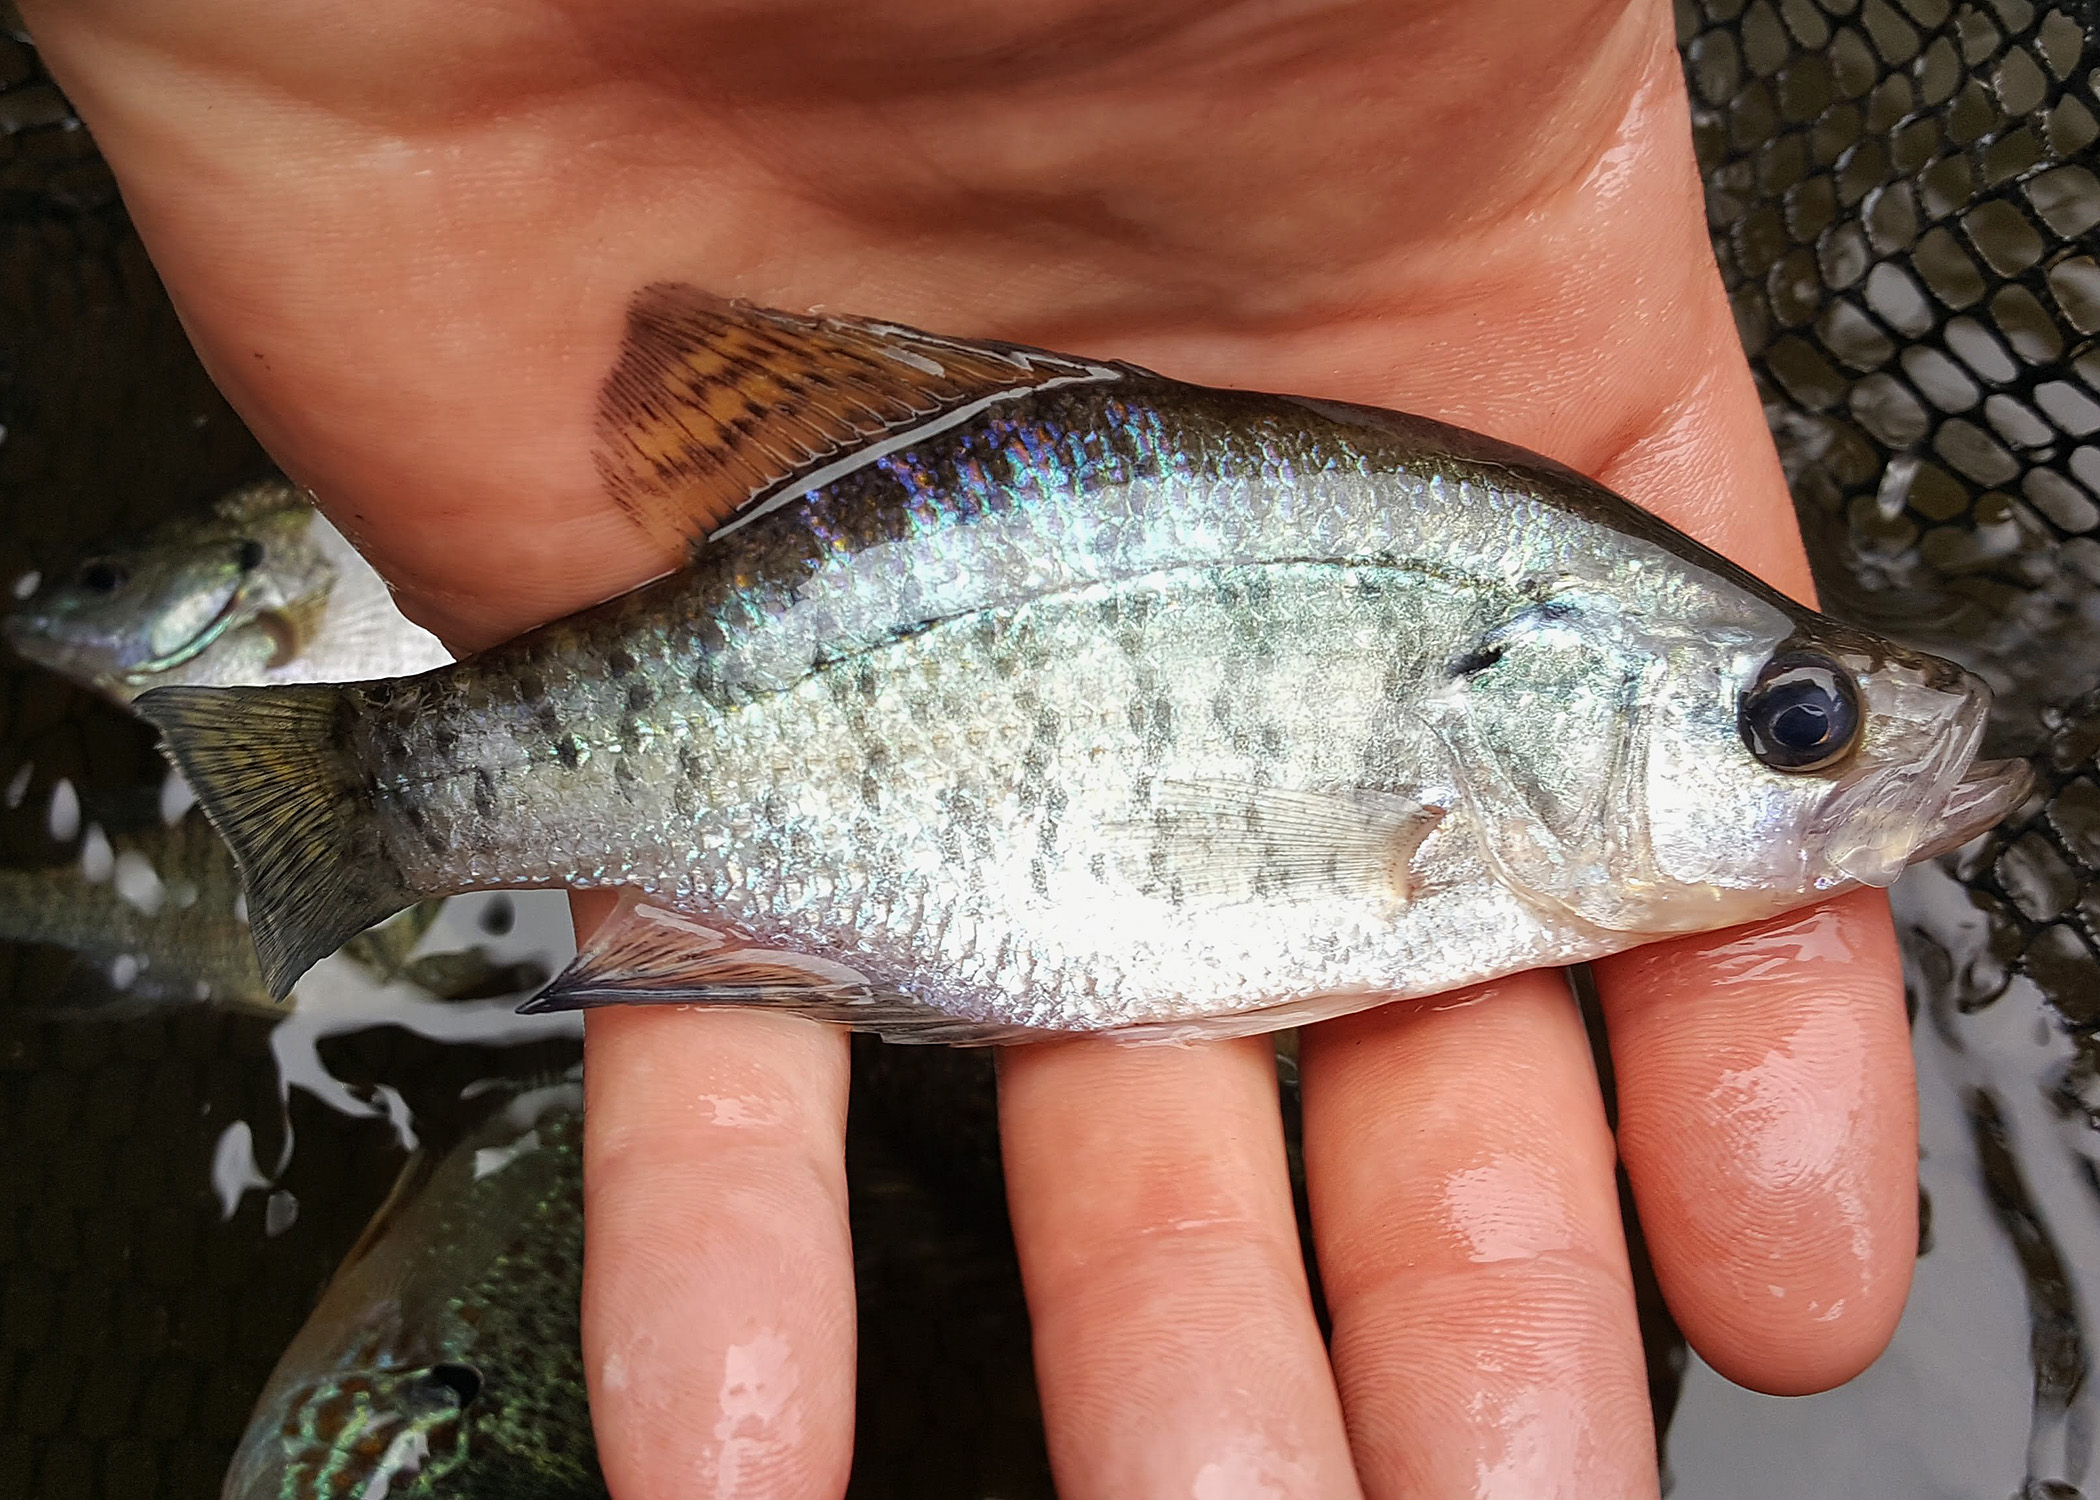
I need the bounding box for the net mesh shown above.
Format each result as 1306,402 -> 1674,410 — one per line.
1682,0 -> 2100,1057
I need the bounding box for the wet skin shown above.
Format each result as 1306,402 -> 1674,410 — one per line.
26,1 -> 1918,1496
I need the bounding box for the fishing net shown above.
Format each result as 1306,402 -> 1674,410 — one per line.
1681,2 -> 2100,1488
1683,0 -> 2100,1026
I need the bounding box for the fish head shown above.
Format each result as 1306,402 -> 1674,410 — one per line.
4,479 -> 331,702
1424,583 -> 2028,935
220,1341 -> 480,1500
222,1084 -> 584,1500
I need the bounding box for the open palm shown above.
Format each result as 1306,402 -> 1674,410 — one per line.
29,1 -> 1920,1494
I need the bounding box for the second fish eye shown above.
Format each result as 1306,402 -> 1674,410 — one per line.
1739,650 -> 1863,772
418,1362 -> 483,1408
237,540 -> 265,571
76,558 -> 127,593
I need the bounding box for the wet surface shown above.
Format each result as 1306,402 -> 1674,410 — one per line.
2,3 -> 2098,1496
0,31 -> 1050,1497
1669,0 -> 2100,1495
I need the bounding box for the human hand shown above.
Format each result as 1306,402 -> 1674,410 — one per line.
25,1 -> 1919,1493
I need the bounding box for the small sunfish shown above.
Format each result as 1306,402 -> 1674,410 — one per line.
5,474 -> 449,705
0,810 -> 269,1009
220,1081 -> 603,1500
0,804 -> 510,1013
142,290 -> 2029,1039
224,1058 -> 1053,1500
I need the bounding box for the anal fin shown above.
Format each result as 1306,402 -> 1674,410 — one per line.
516,890 -> 1055,1047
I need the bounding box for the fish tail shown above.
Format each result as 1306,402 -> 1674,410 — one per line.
135,683 -> 417,999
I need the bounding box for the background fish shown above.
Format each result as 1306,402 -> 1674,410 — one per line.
145,295 -> 2023,1038
221,1080 -> 601,1500
224,1054 -> 1054,1500
0,802 -> 540,1013
0,807 -> 271,1009
5,473 -> 449,704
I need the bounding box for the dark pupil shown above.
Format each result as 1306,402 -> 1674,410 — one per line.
1770,695 -> 1834,751
237,539 -> 265,571
78,560 -> 126,592
423,1362 -> 482,1406
1742,652 -> 1861,771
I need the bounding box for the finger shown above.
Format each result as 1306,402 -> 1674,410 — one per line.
1593,889 -> 1916,1394
583,1005 -> 855,1499
998,1035 -> 1362,1499
1300,971 -> 1657,1499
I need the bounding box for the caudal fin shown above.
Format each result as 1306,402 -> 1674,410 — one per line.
135,684 -> 417,998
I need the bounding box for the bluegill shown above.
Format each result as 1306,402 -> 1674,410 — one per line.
221,1081 -> 601,1500
5,474 -> 448,704
143,289 -> 2027,1038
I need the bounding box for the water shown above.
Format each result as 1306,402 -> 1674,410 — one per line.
2,4 -> 2098,1496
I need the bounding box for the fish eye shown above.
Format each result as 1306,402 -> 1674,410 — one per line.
237,540 -> 265,571
75,558 -> 127,593
420,1363 -> 483,1407
1739,650 -> 1862,772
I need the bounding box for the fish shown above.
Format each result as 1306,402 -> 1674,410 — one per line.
223,1059 -> 1055,1500
220,1080 -> 603,1500
0,804 -> 524,1012
4,473 -> 450,705
139,288 -> 2031,1040
0,808 -> 275,1009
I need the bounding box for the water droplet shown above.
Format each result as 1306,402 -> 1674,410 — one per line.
8,568 -> 36,600
46,778 -> 78,842
79,824 -> 113,882
209,1122 -> 270,1220
3,762 -> 31,809
113,851 -> 163,915
263,1190 -> 299,1237
158,769 -> 195,826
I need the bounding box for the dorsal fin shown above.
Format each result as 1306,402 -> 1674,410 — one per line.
593,285 -> 1133,552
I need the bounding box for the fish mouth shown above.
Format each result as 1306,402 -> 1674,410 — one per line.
1909,756 -> 2033,862
1819,672 -> 2028,887
121,583 -> 255,679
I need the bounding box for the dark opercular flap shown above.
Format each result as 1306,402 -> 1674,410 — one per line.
594,284 -> 1133,553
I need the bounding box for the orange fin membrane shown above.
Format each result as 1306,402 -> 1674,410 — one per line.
595,285 -> 1133,553
516,889 -> 1055,1047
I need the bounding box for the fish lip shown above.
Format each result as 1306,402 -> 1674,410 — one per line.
1911,756 -> 2033,862
1815,673 -> 2023,887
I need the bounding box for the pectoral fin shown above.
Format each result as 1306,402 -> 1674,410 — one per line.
1106,781 -> 1444,906
595,286 -> 1133,554
516,890 -> 1054,1046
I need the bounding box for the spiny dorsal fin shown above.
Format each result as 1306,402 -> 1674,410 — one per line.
594,285 -> 1133,552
